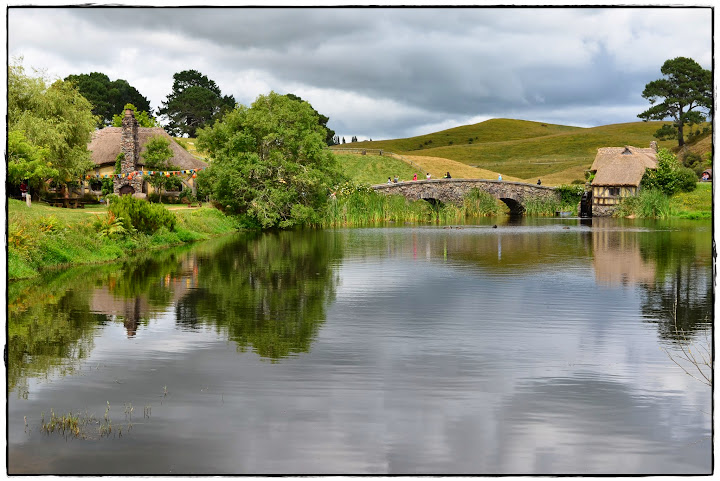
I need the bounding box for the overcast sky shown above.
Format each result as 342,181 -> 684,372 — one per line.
7,4 -> 713,140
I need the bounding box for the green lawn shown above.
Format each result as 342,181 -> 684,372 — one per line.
670,182 -> 713,219
335,153 -> 418,185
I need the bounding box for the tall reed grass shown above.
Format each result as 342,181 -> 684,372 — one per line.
615,189 -> 671,218
319,184 -> 506,227
522,197 -> 563,216
463,188 -> 505,217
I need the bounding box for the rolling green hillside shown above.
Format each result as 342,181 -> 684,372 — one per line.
333,119 -> 683,181
335,118 -> 582,153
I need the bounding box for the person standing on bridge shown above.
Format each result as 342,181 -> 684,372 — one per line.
537,179 -> 542,185
388,177 -> 392,184
426,172 -> 431,180
498,174 -> 502,181
444,171 -> 451,179
413,173 -> 418,181
393,175 -> 398,183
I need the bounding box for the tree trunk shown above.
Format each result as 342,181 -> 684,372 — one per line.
677,123 -> 685,147
677,107 -> 685,147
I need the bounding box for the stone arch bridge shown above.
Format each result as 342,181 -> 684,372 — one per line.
372,179 -> 560,214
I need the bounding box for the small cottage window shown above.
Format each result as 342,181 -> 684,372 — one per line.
608,187 -> 621,196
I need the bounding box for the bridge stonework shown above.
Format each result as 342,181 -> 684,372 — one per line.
372,179 -> 559,213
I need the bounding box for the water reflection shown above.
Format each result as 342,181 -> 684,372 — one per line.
179,229 -> 342,358
591,219 -> 657,286
7,219 -> 711,389
6,218 -> 712,474
8,267 -> 110,396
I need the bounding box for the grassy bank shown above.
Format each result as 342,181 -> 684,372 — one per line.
8,199 -> 242,280
615,183 -> 712,219
670,182 -> 712,219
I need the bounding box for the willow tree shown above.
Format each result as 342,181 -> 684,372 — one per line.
197,91 -> 344,228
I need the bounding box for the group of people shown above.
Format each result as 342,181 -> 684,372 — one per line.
387,172 -> 452,184
382,173 -> 542,184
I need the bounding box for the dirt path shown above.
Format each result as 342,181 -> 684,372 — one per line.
401,154 -> 523,182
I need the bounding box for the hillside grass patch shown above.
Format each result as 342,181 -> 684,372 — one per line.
334,153 -> 418,185
670,182 -> 712,219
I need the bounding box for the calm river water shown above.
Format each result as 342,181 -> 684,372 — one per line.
7,216 -> 713,475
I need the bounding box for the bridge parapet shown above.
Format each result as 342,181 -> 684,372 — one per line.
372,178 -> 559,213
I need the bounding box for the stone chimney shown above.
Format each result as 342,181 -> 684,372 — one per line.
650,141 -> 658,152
121,109 -> 139,172
114,109 -> 144,195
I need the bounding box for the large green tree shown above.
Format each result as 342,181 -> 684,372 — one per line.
285,93 -> 337,146
638,57 -> 712,147
158,69 -> 236,137
64,72 -> 152,126
9,62 -> 98,196
196,91 -> 344,228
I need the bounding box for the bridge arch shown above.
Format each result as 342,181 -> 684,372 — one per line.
372,179 -> 559,212
498,197 -> 524,215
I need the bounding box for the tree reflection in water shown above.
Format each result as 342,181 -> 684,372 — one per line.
178,230 -> 343,359
8,267 -> 110,395
7,220 -> 710,396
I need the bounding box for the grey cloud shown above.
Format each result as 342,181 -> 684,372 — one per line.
9,6 -> 713,139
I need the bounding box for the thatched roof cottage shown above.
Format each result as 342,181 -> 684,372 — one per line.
86,109 -> 207,196
589,142 -> 658,215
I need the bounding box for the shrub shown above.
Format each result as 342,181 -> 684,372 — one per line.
92,211 -> 127,238
101,178 -> 114,196
676,167 -> 699,192
556,184 -> 585,206
108,195 -> 176,234
641,148 -> 697,195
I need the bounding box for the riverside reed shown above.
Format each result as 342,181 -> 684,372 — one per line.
319,184 -> 508,227
615,189 -> 673,219
615,183 -> 711,219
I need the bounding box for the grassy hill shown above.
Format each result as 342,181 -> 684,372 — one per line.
336,118 -> 582,153
331,119 -> 694,184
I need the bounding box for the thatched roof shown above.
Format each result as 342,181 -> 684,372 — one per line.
590,146 -> 657,187
88,127 -> 207,170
